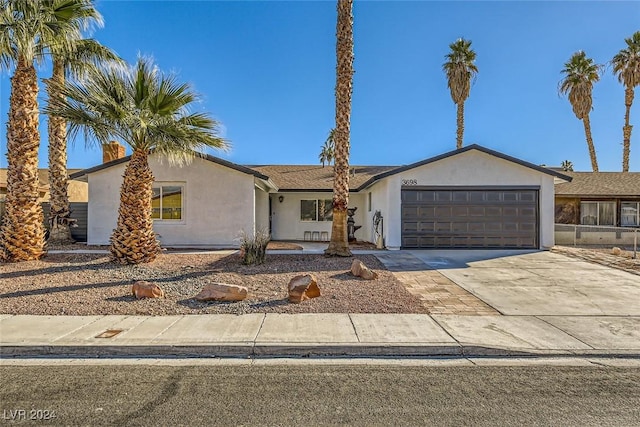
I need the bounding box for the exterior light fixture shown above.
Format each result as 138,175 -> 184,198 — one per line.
278,195 -> 284,203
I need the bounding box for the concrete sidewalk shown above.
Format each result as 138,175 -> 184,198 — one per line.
1,313 -> 639,358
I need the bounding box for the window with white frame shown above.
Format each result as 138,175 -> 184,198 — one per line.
151,184 -> 184,220
300,199 -> 333,222
621,202 -> 640,227
580,201 -> 615,226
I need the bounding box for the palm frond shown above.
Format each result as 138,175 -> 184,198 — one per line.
611,31 -> 640,88
45,56 -> 229,158
442,38 -> 478,105
559,51 -> 602,119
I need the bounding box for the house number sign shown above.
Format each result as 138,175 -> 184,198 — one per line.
402,179 -> 418,186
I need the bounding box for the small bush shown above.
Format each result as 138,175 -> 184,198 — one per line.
239,229 -> 270,265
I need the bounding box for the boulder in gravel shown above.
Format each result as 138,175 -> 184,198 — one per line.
195,283 -> 248,302
288,274 -> 320,304
612,247 -> 622,256
132,281 -> 165,299
350,259 -> 378,280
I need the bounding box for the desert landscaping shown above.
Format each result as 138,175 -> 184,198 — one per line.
0,250 -> 428,316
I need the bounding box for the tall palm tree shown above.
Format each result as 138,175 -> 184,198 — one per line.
0,0 -> 81,261
443,38 -> 478,149
46,57 -> 229,264
611,31 -> 640,172
560,51 -> 602,172
325,0 -> 353,257
318,129 -> 335,167
47,37 -> 120,245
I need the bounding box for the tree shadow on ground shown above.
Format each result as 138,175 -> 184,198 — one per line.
204,254 -> 383,275
0,280 -> 131,299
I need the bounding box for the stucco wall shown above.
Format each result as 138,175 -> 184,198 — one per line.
358,180 -> 389,246
270,192 -> 366,241
255,188 -> 270,233
86,154 -> 256,247
375,150 -> 557,249
556,229 -> 639,246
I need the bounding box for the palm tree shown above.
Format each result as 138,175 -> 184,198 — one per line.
318,129 -> 335,167
560,51 -> 602,172
611,31 -> 640,172
46,57 -> 229,264
443,38 -> 478,149
46,1 -> 120,245
325,0 -> 353,257
561,160 -> 574,172
0,0 -> 82,262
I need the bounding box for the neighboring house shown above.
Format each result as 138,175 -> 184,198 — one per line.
0,168 -> 89,242
554,172 -> 640,228
0,168 -> 88,203
71,144 -> 570,250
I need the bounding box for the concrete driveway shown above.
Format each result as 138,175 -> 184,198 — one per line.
406,250 -> 640,316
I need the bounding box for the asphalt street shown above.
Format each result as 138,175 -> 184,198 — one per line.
1,364 -> 639,426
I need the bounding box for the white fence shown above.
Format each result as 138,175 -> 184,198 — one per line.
555,223 -> 638,258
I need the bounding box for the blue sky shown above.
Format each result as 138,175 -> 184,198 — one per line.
1,0 -> 639,171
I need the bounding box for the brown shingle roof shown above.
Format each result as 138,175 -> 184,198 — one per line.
555,172 -> 640,197
248,165 -> 397,191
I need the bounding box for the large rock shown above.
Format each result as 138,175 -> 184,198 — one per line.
288,274 -> 321,304
350,259 -> 378,280
195,283 -> 248,302
132,281 -> 165,299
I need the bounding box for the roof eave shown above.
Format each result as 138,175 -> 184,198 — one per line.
360,144 -> 573,187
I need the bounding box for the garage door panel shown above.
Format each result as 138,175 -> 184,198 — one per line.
469,207 -> 485,216
452,192 -> 469,202
519,192 -> 537,202
452,206 -> 468,216
486,207 -> 501,216
402,188 -> 538,249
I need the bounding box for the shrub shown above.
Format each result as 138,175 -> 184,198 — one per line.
238,229 -> 270,265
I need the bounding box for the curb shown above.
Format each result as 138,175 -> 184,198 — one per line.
3,344 -> 639,359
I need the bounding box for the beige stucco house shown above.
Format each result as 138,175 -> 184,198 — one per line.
71,144 -> 571,250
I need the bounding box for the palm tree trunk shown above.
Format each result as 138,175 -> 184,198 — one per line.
622,87 -> 634,172
582,115 -> 599,172
456,102 -> 464,149
326,0 -> 353,257
0,57 -> 46,261
110,149 -> 161,264
47,59 -> 75,244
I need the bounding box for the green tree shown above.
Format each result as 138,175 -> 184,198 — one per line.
611,31 -> 640,172
0,0 -> 83,261
559,51 -> 602,172
46,57 -> 229,264
443,38 -> 478,149
325,0 -> 353,257
45,0 -> 120,245
319,129 -> 335,167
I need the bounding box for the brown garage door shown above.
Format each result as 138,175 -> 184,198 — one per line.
401,187 -> 539,249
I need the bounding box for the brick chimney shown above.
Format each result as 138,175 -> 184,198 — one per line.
102,141 -> 126,163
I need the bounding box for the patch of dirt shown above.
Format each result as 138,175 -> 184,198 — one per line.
552,245 -> 640,275
266,241 -> 303,250
0,253 -> 428,315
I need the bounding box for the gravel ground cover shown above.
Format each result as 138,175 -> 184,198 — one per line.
552,245 -> 640,275
0,252 -> 428,315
